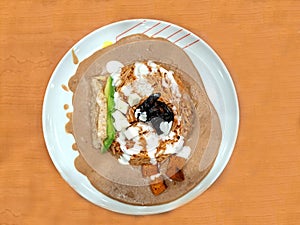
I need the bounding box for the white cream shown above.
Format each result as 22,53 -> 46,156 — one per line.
118,154 -> 130,165
134,109 -> 147,122
134,108 -> 141,119
160,131 -> 176,141
118,139 -> 143,161
150,157 -> 157,164
159,66 -> 168,75
150,173 -> 161,180
139,111 -> 147,122
145,132 -> 159,164
145,132 -> 159,151
132,142 -> 143,152
165,136 -> 185,155
167,71 -> 181,99
132,78 -> 153,96
159,66 -> 181,99
161,77 -> 168,88
147,61 -> 158,74
138,121 -> 154,133
123,144 -> 142,155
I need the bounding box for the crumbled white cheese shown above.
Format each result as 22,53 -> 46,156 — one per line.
116,132 -> 126,146
112,110 -> 130,131
106,60 -> 124,74
124,126 -> 140,140
121,85 -> 132,96
114,91 -> 119,98
111,72 -> 121,87
176,146 -> 191,159
128,93 -> 141,106
115,97 -> 129,114
134,62 -> 149,78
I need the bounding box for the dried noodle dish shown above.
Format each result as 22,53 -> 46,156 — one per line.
67,34 -> 222,205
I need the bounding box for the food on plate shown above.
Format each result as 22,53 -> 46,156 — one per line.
67,34 -> 222,205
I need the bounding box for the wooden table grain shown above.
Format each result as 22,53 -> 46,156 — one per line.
1,0 -> 299,224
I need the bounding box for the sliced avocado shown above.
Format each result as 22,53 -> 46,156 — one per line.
104,76 -> 115,112
102,114 -> 115,152
102,76 -> 116,152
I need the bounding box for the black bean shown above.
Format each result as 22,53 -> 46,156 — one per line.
134,93 -> 174,127
141,93 -> 161,111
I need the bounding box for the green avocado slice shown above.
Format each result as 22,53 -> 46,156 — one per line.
102,76 -> 115,152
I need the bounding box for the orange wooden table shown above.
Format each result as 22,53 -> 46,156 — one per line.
1,1 -> 299,224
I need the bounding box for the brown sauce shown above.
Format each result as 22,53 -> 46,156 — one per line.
64,104 -> 69,110
65,112 -> 73,134
61,84 -> 69,92
72,143 -> 78,150
72,49 -> 79,65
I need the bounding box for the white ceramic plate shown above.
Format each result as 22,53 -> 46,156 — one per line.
42,19 -> 239,215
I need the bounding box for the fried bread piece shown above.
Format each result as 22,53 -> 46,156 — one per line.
142,164 -> 167,195
141,164 -> 159,177
166,155 -> 186,182
150,177 -> 167,196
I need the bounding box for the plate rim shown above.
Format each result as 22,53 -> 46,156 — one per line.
42,18 -> 240,215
